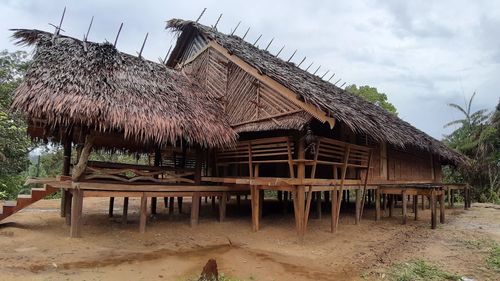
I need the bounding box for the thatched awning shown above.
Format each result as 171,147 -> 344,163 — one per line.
11,29 -> 236,149
166,19 -> 465,165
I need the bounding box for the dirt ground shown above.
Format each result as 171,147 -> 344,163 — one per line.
0,197 -> 499,281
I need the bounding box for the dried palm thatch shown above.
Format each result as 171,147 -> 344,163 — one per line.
166,19 -> 465,165
10,29 -> 236,149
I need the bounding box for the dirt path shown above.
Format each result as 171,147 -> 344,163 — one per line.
0,198 -> 498,280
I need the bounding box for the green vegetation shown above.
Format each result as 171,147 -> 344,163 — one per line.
443,93 -> 500,203
345,84 -> 398,115
0,50 -> 31,200
486,242 -> 500,272
389,260 -> 460,281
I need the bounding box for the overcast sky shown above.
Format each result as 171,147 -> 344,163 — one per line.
1,0 -> 498,140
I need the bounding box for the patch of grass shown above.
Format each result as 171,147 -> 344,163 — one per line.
389,260 -> 461,281
486,243 -> 500,272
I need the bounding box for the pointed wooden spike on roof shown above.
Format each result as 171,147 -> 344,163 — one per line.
138,33 -> 148,58
297,56 -> 307,67
114,23 -> 123,47
84,16 -> 94,42
163,45 -> 173,64
230,21 -> 241,35
52,6 -> 66,42
242,27 -> 250,40
313,65 -> 321,75
196,8 -> 207,23
275,45 -> 285,57
334,78 -> 342,85
327,73 -> 336,82
287,49 -> 297,62
265,38 -> 274,51
213,13 -> 222,30
340,82 -> 347,88
305,62 -> 314,71
253,34 -> 262,46
321,70 -> 330,79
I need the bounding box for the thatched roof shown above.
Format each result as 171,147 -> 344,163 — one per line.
10,29 -> 236,149
166,19 -> 465,164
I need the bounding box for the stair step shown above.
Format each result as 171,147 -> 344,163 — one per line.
18,194 -> 32,199
3,201 -> 17,207
31,188 -> 47,192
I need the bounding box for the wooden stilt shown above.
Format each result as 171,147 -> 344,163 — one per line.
219,192 -> 227,222
164,197 -> 168,208
251,186 -> 260,231
431,190 -> 437,229
355,189 -> 361,225
122,197 -> 129,224
191,192 -> 200,227
258,189 -> 264,220
139,195 -> 147,233
402,191 -> 407,225
439,192 -> 445,223
375,187 -> 381,221
331,189 -> 338,233
70,189 -> 83,238
277,190 -> 283,202
64,190 -> 72,226
211,196 -> 216,212
383,194 -> 387,215
169,197 -> 175,215
304,187 -> 313,230
108,197 -> 114,217
296,186 -> 306,241
177,197 -> 183,214
413,195 -> 418,220
151,197 -> 157,215
389,195 -> 394,218
421,195 -> 425,210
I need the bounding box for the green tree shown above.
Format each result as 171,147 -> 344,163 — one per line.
0,50 -> 31,199
345,84 -> 398,115
444,93 -> 499,203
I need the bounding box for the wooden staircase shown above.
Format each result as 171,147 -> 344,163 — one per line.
0,185 -> 59,221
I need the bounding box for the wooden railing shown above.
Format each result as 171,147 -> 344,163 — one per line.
83,161 -> 195,184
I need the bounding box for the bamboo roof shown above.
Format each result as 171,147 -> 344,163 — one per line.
166,19 -> 465,164
10,29 -> 236,149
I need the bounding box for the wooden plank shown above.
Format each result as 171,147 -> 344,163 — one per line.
70,189 -> 83,238
139,195 -> 147,233
191,192 -> 200,227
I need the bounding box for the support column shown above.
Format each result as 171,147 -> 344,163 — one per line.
389,195 -> 394,218
139,195 -> 147,233
151,197 -> 157,215
402,191 -> 407,225
70,189 -> 83,238
122,197 -> 129,224
431,190 -> 437,229
177,197 -> 183,214
316,192 -> 322,220
191,192 -> 200,227
355,189 -> 361,225
61,131 -> 72,218
331,189 -> 338,233
251,186 -> 260,231
219,192 -> 227,222
296,186 -> 306,241
108,197 -> 114,217
439,192 -> 445,223
375,188 -> 381,221
413,195 -> 418,220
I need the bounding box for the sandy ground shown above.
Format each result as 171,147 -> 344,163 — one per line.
0,197 -> 499,281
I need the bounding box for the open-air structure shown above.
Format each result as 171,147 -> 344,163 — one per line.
1,17 -> 470,241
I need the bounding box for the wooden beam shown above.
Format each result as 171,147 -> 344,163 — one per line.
191,192 -> 200,227
208,41 -> 336,128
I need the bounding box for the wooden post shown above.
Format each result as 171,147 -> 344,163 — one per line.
316,192 -> 322,220
277,191 -> 283,202
70,189 -> 83,238
431,190 -> 437,229
177,197 -> 183,214
413,195 -> 418,220
355,189 -> 361,225
61,132 -> 72,218
191,192 -> 200,227
251,186 -> 260,231
108,197 -> 114,217
151,197 -> 157,215
421,195 -> 425,210
389,195 -> 394,218
219,192 -> 227,222
296,138 -> 306,241
71,135 -> 94,181
439,192 -> 445,223
122,197 -> 129,224
65,193 -> 73,226
139,195 -> 147,233
402,191 -> 407,225
169,197 -> 175,215
331,189 -> 338,233
375,187 -> 381,221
